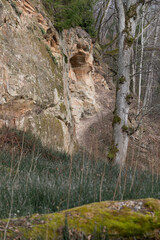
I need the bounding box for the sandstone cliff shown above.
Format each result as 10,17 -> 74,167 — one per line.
0,0 -> 112,154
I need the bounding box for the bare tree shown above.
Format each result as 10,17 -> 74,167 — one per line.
108,0 -> 143,166
137,5 -> 145,111
143,17 -> 160,109
94,0 -> 160,166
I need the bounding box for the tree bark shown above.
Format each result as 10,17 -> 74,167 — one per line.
97,0 -> 112,42
110,0 -> 138,166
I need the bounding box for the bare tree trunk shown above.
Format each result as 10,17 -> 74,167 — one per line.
131,24 -> 140,95
109,0 -> 139,166
143,18 -> 159,109
132,49 -> 136,95
96,0 -> 113,43
138,6 -> 145,111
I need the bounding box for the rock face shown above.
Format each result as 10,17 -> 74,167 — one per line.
61,28 -> 98,142
0,0 -> 112,154
1,198 -> 160,239
0,0 -> 70,151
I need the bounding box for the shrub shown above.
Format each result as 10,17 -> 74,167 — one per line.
42,0 -> 96,37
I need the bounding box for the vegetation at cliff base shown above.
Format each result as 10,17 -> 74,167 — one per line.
42,0 -> 96,37
0,128 -> 160,220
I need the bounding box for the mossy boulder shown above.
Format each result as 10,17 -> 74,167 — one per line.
1,199 -> 160,239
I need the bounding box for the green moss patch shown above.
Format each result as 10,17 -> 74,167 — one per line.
125,35 -> 135,47
105,48 -> 118,56
119,76 -> 126,84
107,144 -> 119,160
126,94 -> 133,104
143,199 -> 160,212
1,199 -> 160,239
112,114 -> 121,126
122,125 -> 128,133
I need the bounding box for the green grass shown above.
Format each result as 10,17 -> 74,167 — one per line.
0,127 -> 159,219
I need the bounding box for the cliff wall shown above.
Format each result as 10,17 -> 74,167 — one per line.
0,0 -> 112,154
